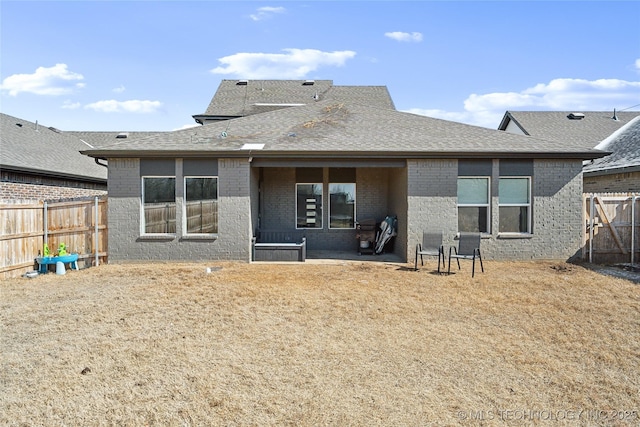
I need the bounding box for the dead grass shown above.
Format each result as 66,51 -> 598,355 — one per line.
1,260 -> 639,426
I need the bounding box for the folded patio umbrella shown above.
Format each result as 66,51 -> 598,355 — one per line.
375,215 -> 397,254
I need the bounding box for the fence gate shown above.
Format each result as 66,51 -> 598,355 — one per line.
584,193 -> 639,265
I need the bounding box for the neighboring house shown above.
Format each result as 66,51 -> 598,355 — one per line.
81,80 -> 606,264
498,111 -> 640,193
0,113 -> 108,201
584,117 -> 640,192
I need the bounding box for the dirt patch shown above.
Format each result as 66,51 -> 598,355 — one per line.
2,261 -> 639,425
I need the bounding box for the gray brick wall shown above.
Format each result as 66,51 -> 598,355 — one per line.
406,158 -> 585,263
107,157 -> 585,264
407,159 -> 458,259
260,167 -> 295,230
107,157 -> 252,263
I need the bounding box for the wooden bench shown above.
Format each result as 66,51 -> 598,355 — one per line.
252,229 -> 306,262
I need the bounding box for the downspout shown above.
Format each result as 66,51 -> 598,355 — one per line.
95,196 -> 100,267
95,157 -> 108,168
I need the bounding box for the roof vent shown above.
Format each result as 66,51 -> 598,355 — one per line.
116,132 -> 129,139
48,126 -> 61,133
15,123 -> 23,127
567,113 -> 585,120
302,80 -> 315,86
612,108 -> 619,121
236,80 -> 248,85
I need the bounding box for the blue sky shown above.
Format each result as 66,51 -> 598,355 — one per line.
1,1 -> 639,132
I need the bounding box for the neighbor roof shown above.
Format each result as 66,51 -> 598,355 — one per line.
584,116 -> 640,176
83,100 -> 605,160
498,110 -> 640,149
194,79 -> 395,122
1,113 -> 107,182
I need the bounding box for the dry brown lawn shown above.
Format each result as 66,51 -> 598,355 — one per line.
1,260 -> 639,426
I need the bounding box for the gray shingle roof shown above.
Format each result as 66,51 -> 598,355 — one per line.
66,131 -> 167,149
584,117 -> 640,174
83,100 -> 605,160
196,79 -> 394,119
498,110 -> 640,149
1,113 -> 107,181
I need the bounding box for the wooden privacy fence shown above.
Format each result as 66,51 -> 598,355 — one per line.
1,196 -> 107,279
584,193 -> 639,265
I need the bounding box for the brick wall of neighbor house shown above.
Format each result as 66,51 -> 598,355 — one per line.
583,171 -> 640,193
406,159 -> 584,262
107,158 -> 252,263
0,182 -> 106,201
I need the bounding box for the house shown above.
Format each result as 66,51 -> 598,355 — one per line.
498,110 -> 640,193
0,113 -> 108,201
81,80 -> 606,264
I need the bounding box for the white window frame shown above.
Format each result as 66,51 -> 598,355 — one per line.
329,182 -> 356,229
296,183 -> 323,229
498,176 -> 532,234
141,176 -> 176,236
457,176 -> 491,234
183,176 -> 218,237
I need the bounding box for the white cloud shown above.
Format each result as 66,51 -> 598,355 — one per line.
635,58 -> 640,72
384,32 -> 423,42
405,77 -> 640,129
84,99 -> 163,113
250,6 -> 285,21
113,85 -> 126,93
0,63 -> 84,96
61,100 -> 81,110
210,48 -> 356,79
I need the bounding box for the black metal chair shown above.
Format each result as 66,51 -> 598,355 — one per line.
415,231 -> 445,273
448,232 -> 484,277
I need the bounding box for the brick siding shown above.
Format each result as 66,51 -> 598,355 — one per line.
107,158 -> 252,263
584,171 -> 640,193
0,182 -> 106,202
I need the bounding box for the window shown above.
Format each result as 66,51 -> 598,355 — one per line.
457,177 -> 490,233
296,184 -> 323,229
142,177 -> 176,234
499,177 -> 531,233
185,177 -> 218,234
329,183 -> 356,229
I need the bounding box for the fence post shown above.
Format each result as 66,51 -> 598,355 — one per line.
588,194 -> 594,264
95,196 -> 100,267
43,201 -> 48,252
632,195 -> 637,266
